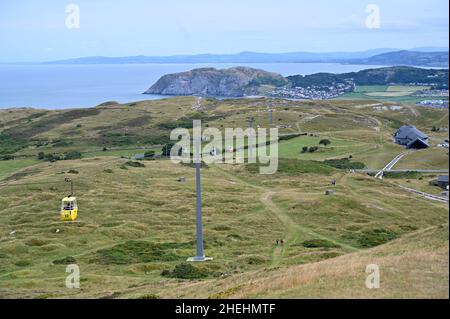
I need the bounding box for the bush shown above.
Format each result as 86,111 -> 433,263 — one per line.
344,228 -> 398,248
324,158 -> 365,170
15,260 -> 31,267
124,161 -> 145,168
279,133 -> 306,142
383,171 -> 420,179
247,158 -> 334,175
301,146 -> 308,153
43,153 -> 61,162
25,238 -> 47,247
319,139 -> 331,146
162,143 -> 182,157
161,263 -> 209,279
93,241 -> 191,264
65,151 -> 82,160
52,139 -> 72,147
53,256 -> 76,265
161,143 -> 174,156
1,154 -> 14,160
302,239 -> 340,248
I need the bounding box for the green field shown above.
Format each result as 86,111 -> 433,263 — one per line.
278,135 -> 373,161
339,85 -> 447,104
0,159 -> 39,180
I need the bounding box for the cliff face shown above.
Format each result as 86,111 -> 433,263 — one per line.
144,67 -> 287,97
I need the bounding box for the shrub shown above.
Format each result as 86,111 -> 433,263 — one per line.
161,263 -> 209,279
44,153 -> 61,162
319,139 -> 331,146
53,256 -> 76,265
324,158 -> 365,170
25,238 -> 47,247
247,158 -> 334,175
93,241 -> 191,264
301,146 -> 308,153
65,151 -> 82,160
52,139 -> 72,147
383,171 -> 420,179
279,133 -> 306,141
161,143 -> 175,156
344,228 -> 398,248
302,239 -> 340,248
14,260 -> 31,267
1,154 -> 14,160
124,161 -> 145,168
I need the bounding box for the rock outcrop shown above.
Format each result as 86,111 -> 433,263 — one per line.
144,67 -> 287,97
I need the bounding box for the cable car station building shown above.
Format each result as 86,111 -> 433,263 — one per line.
394,125 -> 429,149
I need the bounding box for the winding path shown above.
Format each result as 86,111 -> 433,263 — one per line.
211,165 -> 358,268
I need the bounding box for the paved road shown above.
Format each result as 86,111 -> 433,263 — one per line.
374,153 -> 408,179
357,169 -> 449,173
369,152 -> 448,203
398,185 -> 448,203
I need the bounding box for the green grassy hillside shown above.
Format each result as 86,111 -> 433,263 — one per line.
0,97 -> 448,298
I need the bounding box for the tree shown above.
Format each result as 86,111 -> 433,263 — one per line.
319,139 -> 331,146
161,143 -> 175,157
38,152 -> 45,160
301,146 -> 308,153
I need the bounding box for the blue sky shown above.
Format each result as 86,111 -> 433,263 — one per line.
0,0 -> 448,62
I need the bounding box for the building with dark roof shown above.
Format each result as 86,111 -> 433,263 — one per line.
393,125 -> 429,149
436,175 -> 449,189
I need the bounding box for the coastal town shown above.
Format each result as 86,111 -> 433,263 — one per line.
267,81 -> 355,99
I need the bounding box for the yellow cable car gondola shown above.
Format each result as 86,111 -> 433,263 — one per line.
60,177 -> 78,221
61,196 -> 78,221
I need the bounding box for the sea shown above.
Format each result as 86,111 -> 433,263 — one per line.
0,63 -> 387,109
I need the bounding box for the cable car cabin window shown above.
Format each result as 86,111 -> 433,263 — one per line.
61,199 -> 77,210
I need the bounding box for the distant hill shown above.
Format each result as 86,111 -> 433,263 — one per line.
147,66 -> 449,98
144,67 -> 287,97
43,49 -> 449,66
352,51 -> 449,67
44,49 -> 400,64
288,66 -> 449,88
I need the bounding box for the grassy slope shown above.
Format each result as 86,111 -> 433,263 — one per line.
0,157 -> 447,298
0,159 -> 39,180
0,97 -> 448,298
